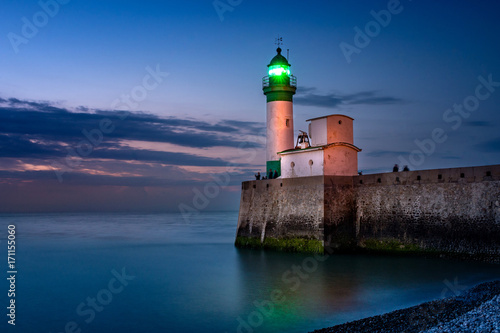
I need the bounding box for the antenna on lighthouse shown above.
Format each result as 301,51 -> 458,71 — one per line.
287,49 -> 289,61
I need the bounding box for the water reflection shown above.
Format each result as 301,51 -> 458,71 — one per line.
233,248 -> 500,333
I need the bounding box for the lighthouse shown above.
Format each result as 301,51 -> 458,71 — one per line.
262,47 -> 297,178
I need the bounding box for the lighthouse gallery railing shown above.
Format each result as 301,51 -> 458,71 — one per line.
262,75 -> 297,89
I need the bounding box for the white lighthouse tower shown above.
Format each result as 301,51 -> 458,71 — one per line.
262,46 -> 297,178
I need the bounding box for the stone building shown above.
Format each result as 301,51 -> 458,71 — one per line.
262,47 -> 361,179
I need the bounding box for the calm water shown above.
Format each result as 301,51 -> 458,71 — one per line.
0,212 -> 499,333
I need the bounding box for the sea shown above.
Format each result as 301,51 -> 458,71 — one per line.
0,212 -> 499,333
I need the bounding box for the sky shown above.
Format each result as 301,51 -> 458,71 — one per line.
1,0 -> 500,213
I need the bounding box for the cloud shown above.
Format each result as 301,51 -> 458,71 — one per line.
0,97 -> 264,149
0,132 -> 246,167
0,97 -> 266,168
365,150 -> 410,158
465,121 -> 493,127
90,147 -> 239,166
294,88 -> 404,108
474,137 -> 500,152
5,97 -> 69,113
0,134 -> 64,159
295,94 -> 344,108
296,86 -> 317,94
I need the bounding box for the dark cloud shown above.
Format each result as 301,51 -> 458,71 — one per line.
465,121 -> 494,127
365,150 -> 410,158
0,134 -> 64,159
475,137 -> 500,152
5,97 -> 69,113
296,86 -> 317,94
0,133 -> 239,166
295,94 -> 343,108
89,147 -> 238,166
294,88 -> 404,108
218,119 -> 265,132
0,97 -> 266,168
0,135 -> 248,169
0,97 -> 264,149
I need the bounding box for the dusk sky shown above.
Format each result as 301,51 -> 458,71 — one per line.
1,0 -> 500,213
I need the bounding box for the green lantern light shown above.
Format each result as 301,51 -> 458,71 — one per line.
269,65 -> 291,77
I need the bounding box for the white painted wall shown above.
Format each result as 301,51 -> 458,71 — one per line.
308,117 -> 327,147
266,101 -> 294,162
280,150 -> 324,178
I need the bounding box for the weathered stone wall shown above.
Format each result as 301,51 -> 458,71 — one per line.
354,165 -> 500,258
323,176 -> 357,250
236,176 -> 324,244
236,164 -> 500,260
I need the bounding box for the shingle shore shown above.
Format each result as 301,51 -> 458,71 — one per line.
311,280 -> 500,333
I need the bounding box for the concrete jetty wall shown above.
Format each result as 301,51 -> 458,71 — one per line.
235,164 -> 500,261
236,176 -> 325,253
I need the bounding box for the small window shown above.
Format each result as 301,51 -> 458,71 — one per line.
377,178 -> 381,183
359,180 -> 363,184
266,184 -> 269,189
438,174 -> 442,180
417,175 -> 421,181
486,171 -> 492,177
309,160 -> 314,166
290,162 -> 295,168
396,177 -> 400,182
286,119 -> 290,127
338,120 -> 342,125
280,183 -> 283,187
253,184 -> 256,189
460,173 -> 465,178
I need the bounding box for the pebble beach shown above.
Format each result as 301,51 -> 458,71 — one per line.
312,280 -> 500,333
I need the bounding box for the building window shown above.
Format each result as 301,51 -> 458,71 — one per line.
290,162 -> 295,168
286,119 -> 290,127
338,120 -> 342,125
309,160 -> 313,166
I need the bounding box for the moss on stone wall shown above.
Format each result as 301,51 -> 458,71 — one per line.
234,236 -> 263,249
235,236 -> 323,254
